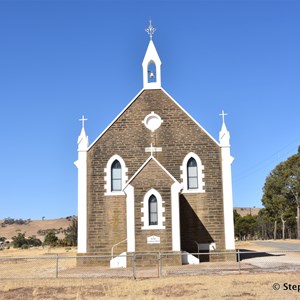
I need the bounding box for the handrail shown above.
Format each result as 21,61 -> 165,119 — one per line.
111,238 -> 127,258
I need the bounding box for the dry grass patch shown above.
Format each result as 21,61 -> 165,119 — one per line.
1,272 -> 300,299
0,246 -> 77,257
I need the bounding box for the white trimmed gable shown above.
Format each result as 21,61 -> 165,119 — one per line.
88,88 -> 220,151
124,155 -> 178,189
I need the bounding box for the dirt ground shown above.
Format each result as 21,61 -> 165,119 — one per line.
1,241 -> 300,299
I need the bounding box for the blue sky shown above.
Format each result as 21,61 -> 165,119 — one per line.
0,0 -> 299,220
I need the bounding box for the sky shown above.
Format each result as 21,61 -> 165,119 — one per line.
0,0 -> 299,220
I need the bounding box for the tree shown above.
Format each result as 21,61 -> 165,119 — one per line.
43,231 -> 58,247
262,146 -> 300,239
63,217 -> 77,246
234,210 -> 258,240
12,233 -> 28,248
283,148 -> 300,239
27,235 -> 42,247
256,208 -> 273,239
11,233 -> 42,248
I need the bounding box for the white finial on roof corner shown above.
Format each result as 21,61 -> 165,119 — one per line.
79,115 -> 88,129
145,19 -> 156,40
219,110 -> 228,125
78,115 -> 89,150
219,110 -> 230,147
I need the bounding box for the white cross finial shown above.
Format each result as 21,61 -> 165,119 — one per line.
219,110 -> 228,124
79,115 -> 88,129
150,143 -> 154,156
145,19 -> 156,40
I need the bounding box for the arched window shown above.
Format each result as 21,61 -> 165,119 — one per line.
104,155 -> 128,195
111,160 -> 122,191
141,189 -> 165,229
181,152 -> 205,193
149,195 -> 158,225
187,157 -> 198,189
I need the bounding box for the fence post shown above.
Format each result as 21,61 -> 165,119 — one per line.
132,254 -> 136,280
237,249 -> 241,273
157,252 -> 161,278
159,253 -> 162,278
56,255 -> 59,278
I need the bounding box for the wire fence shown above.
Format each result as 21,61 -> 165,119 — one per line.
0,250 -> 300,279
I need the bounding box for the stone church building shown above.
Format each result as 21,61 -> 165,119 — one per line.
75,23 -> 235,266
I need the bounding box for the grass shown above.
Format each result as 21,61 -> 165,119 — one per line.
1,272 -> 300,299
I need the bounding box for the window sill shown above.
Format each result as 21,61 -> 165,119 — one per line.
142,225 -> 165,230
181,189 -> 205,194
104,191 -> 125,196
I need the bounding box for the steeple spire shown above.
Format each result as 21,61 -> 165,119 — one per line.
142,20 -> 162,89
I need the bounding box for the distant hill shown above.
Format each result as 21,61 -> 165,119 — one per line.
234,207 -> 262,217
0,218 -> 73,242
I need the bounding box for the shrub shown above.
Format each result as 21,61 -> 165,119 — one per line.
43,231 -> 58,247
12,233 -> 27,248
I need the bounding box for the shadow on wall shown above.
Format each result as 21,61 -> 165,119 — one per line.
180,195 -> 214,262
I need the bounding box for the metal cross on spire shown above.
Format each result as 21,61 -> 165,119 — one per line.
145,20 -> 156,40
219,110 -> 228,124
79,115 -> 88,129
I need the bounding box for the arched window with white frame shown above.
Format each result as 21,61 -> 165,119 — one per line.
141,189 -> 165,229
104,155 -> 128,195
181,152 -> 205,193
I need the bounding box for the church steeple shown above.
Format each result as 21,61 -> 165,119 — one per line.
142,21 -> 162,89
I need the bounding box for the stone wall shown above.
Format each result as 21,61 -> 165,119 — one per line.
86,89 -> 225,255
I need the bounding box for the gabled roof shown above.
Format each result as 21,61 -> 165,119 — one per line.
88,88 -> 220,150
123,155 -> 179,189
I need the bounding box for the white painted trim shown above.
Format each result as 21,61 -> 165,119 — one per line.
221,146 -> 235,250
124,184 -> 135,252
75,153 -> 88,253
171,182 -> 183,251
76,126 -> 88,254
142,40 -> 162,89
141,188 -> 165,230
180,152 -> 205,193
104,154 -> 128,195
142,111 -> 163,132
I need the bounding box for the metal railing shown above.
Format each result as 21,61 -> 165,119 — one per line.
0,250 -> 300,279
